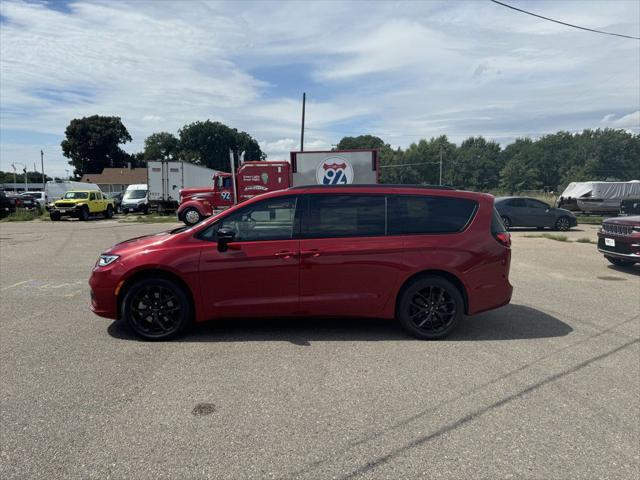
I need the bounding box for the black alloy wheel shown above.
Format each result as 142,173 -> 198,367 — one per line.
122,278 -> 191,340
397,275 -> 463,340
79,206 -> 90,221
50,211 -> 61,221
555,216 -> 571,231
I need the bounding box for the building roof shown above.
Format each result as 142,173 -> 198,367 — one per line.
80,167 -> 146,185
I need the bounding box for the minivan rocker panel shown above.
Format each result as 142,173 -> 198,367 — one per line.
89,185 -> 512,340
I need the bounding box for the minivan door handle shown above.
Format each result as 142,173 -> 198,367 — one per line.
301,249 -> 321,258
274,251 -> 297,259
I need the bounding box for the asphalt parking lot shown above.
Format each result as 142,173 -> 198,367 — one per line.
1,220 -> 638,479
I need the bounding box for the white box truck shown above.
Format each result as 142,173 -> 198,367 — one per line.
147,161 -> 219,212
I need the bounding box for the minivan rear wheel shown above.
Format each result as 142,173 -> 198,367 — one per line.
397,275 -> 463,340
121,278 -> 192,340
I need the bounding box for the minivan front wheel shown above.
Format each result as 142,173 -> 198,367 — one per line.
397,275 -> 463,340
121,278 -> 191,340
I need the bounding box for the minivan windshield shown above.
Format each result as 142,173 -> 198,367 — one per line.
63,192 -> 88,199
124,189 -> 147,200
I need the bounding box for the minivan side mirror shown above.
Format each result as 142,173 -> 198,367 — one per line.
217,227 -> 236,252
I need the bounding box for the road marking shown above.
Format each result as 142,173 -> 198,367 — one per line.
0,280 -> 30,291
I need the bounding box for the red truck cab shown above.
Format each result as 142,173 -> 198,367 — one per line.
177,162 -> 292,225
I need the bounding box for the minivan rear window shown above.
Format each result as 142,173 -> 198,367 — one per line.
388,195 -> 477,235
303,195 -> 385,238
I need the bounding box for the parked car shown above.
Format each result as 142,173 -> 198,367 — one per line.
619,198 -> 640,216
121,184 -> 149,214
597,216 -> 640,267
495,197 -> 577,231
89,185 -> 513,341
0,190 -> 12,217
105,191 -> 123,213
21,191 -> 47,209
48,190 -> 114,221
0,191 -> 41,216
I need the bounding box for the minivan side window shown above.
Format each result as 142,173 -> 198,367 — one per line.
199,196 -> 298,242
388,195 -> 477,235
302,195 -> 386,238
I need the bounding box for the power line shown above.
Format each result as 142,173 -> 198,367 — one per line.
490,0 -> 640,40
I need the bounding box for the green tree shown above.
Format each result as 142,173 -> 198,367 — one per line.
61,115 -> 132,177
143,132 -> 179,161
336,135 -> 386,150
499,138 -> 541,194
450,137 -> 502,190
178,120 -> 265,171
335,135 -> 402,183
0,170 -> 52,184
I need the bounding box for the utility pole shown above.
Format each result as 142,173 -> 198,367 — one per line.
300,92 -> 306,152
40,150 -> 45,191
11,164 -> 17,191
229,149 -> 239,205
439,148 -> 443,186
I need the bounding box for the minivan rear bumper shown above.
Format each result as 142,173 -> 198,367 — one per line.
467,279 -> 513,315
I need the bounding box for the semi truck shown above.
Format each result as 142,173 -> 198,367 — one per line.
147,161 -> 219,213
177,149 -> 379,225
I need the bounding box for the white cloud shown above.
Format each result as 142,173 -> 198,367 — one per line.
1,0 -> 638,177
600,111 -> 640,129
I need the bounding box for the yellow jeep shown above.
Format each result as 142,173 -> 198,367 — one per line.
48,190 -> 115,221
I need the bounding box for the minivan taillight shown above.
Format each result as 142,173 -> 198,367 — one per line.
495,232 -> 511,248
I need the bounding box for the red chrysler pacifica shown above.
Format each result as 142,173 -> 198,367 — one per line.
89,185 -> 512,340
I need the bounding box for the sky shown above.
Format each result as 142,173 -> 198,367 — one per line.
1,0 -> 639,178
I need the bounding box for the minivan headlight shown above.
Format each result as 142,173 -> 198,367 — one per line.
97,254 -> 119,267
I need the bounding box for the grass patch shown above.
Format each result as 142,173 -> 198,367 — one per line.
542,233 -> 568,242
522,233 -> 569,242
576,237 -> 596,244
576,215 -> 606,225
0,210 -> 42,222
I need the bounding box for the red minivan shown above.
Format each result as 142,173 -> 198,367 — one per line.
89,185 -> 512,340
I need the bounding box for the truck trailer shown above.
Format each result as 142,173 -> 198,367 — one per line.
147,161 -> 219,213
177,149 -> 379,225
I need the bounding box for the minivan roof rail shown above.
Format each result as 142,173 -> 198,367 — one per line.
290,184 -> 456,190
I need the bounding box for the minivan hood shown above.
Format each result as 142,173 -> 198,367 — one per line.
106,231 -> 173,254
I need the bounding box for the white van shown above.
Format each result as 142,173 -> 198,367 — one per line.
121,184 -> 149,214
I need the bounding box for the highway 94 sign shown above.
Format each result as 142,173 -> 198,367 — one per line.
315,156 -> 354,185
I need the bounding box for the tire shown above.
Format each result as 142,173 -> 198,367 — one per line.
182,207 -> 202,226
606,256 -> 636,267
50,211 -> 61,221
501,216 -> 512,230
79,206 -> 89,221
396,275 -> 464,340
142,205 -> 149,215
121,277 -> 192,340
555,216 -> 571,231
104,205 -> 114,219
